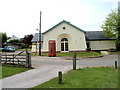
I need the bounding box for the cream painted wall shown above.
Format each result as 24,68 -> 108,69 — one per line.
42,22 -> 87,52
32,42 -> 43,52
32,43 -> 36,52
90,40 -> 116,50
32,44 -> 36,52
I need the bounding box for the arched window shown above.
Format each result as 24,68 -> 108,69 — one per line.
61,38 -> 68,51
61,38 -> 68,41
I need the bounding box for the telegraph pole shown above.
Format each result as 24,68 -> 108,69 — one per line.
39,11 -> 42,56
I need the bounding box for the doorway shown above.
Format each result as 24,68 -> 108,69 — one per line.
61,38 -> 68,51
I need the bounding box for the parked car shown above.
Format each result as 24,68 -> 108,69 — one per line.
2,46 -> 15,52
0,48 -> 3,51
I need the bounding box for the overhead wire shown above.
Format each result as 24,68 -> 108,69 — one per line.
81,21 -> 105,28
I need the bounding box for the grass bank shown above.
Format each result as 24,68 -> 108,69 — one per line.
34,67 -> 118,88
0,65 -> 30,79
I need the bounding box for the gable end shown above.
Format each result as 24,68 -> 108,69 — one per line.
43,20 -> 85,34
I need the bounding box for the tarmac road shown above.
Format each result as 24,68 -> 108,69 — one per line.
32,54 -> 118,68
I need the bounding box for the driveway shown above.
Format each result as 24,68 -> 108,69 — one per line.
1,54 -> 118,88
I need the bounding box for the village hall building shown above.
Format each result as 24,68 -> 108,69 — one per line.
31,20 -> 116,52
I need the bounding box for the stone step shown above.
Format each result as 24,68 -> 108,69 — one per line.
100,51 -> 109,55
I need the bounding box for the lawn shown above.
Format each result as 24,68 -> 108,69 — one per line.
0,65 -> 30,79
34,67 -> 118,88
31,52 -> 101,57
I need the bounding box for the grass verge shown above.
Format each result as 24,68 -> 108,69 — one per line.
31,52 -> 101,57
33,67 -> 118,88
109,51 -> 119,54
16,49 -> 31,51
0,65 -> 30,79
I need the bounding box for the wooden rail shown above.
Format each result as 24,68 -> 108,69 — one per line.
0,50 -> 31,68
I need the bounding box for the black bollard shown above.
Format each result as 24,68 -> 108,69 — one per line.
73,52 -> 76,70
58,71 -> 62,84
115,61 -> 117,69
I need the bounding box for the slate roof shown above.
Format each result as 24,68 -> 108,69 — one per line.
85,31 -> 116,40
31,33 -> 44,42
32,31 -> 115,42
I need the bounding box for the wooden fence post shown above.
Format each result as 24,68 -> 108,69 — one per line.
26,50 -> 31,68
73,52 -> 76,70
5,54 -> 7,64
58,71 -> 62,84
28,52 -> 31,68
13,54 -> 14,64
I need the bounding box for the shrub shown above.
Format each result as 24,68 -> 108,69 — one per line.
109,48 -> 116,52
21,43 -> 29,48
86,48 -> 91,51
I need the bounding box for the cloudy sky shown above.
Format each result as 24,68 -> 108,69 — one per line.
0,0 -> 119,38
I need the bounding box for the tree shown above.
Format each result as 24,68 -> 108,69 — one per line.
0,32 -> 7,47
101,9 -> 120,51
101,9 -> 118,37
20,34 -> 33,49
8,39 -> 20,44
22,34 -> 33,45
